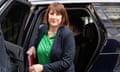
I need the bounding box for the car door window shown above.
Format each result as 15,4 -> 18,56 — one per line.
1,2 -> 30,46
0,1 -> 30,72
102,5 -> 120,32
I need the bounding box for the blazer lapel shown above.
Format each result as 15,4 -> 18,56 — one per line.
50,27 -> 64,61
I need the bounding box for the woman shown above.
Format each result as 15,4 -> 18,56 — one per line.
27,2 -> 75,72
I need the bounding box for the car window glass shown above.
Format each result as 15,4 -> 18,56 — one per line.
0,2 -> 30,72
1,2 -> 30,46
102,5 -> 120,32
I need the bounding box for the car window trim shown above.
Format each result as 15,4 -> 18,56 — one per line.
0,0 -> 13,17
0,0 -> 6,7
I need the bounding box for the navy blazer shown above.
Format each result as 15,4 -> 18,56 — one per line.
32,24 -> 75,72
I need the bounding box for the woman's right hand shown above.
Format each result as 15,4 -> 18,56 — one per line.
26,46 -> 36,58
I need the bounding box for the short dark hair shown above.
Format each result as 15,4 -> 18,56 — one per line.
42,2 -> 70,28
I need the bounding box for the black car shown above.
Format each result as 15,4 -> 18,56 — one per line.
0,0 -> 120,72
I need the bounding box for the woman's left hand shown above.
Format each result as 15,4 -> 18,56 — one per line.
29,64 -> 43,72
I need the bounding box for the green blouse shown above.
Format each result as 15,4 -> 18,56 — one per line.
37,30 -> 56,65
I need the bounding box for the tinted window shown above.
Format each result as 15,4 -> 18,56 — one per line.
102,5 -> 120,32
0,2 -> 30,72
1,2 -> 30,46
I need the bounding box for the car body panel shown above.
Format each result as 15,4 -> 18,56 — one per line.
90,3 -> 120,72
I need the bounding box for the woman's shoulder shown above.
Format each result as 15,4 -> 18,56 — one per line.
38,24 -> 48,29
61,27 -> 73,36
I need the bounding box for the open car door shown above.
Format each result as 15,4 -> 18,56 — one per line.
0,0 -> 31,72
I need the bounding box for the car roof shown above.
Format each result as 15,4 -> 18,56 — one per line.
28,0 -> 120,5
28,0 -> 90,5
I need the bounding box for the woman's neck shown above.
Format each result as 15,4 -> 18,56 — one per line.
48,26 -> 58,37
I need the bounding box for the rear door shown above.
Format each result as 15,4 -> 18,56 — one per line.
0,0 -> 31,72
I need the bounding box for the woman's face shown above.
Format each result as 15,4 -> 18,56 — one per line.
48,10 -> 62,27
